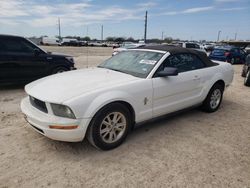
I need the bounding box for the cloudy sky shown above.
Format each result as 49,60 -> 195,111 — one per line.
0,0 -> 249,41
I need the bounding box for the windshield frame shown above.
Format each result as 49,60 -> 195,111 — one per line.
98,49 -> 166,78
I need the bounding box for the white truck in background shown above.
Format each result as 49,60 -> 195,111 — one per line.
41,37 -> 60,46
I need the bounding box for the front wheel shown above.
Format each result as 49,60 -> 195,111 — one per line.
87,103 -> 132,150
244,70 -> 250,86
201,84 -> 224,113
52,66 -> 69,74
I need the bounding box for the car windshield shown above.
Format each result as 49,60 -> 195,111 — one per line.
98,50 -> 164,78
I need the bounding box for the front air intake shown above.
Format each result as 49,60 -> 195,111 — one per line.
29,96 -> 48,113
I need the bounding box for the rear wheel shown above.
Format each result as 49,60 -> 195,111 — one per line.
87,103 -> 132,150
52,66 -> 69,74
230,58 -> 235,65
241,68 -> 246,77
201,83 -> 224,113
244,70 -> 250,86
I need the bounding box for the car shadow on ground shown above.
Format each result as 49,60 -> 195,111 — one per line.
128,108 -> 199,140
0,83 -> 25,91
42,97 -> 241,156
43,108 -> 200,155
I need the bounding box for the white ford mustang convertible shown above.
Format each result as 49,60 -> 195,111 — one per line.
21,45 -> 234,150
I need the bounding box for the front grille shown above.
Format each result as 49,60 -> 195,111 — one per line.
29,96 -> 48,113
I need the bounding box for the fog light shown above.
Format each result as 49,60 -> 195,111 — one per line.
49,125 -> 78,130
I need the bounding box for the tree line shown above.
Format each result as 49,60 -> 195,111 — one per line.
42,35 -> 178,43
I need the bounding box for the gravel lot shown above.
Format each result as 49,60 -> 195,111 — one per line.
0,47 -> 249,188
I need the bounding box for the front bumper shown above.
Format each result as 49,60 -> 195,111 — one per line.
21,97 -> 90,142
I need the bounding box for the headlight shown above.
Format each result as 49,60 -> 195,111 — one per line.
66,57 -> 75,63
51,104 -> 76,119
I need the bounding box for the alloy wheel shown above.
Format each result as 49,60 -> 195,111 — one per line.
100,112 -> 127,144
210,89 -> 222,109
57,69 -> 65,73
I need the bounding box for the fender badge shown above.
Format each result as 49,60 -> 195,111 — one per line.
144,97 -> 149,105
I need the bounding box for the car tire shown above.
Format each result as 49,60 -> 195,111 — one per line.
230,58 -> 235,65
241,69 -> 246,77
201,83 -> 224,113
52,66 -> 69,74
244,70 -> 250,87
87,103 -> 132,150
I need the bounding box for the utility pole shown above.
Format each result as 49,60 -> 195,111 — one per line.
234,32 -> 237,41
144,11 -> 148,43
58,18 -> 61,39
161,31 -> 164,40
86,25 -> 89,68
101,25 -> 103,41
217,30 -> 221,42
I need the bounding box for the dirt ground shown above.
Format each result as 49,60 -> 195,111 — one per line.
0,47 -> 249,188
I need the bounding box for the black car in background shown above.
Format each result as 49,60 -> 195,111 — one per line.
242,54 -> 250,86
0,35 -> 76,84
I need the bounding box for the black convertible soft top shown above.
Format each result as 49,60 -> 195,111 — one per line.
136,45 -> 217,67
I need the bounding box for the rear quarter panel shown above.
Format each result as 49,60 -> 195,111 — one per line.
200,61 -> 233,101
212,61 -> 234,86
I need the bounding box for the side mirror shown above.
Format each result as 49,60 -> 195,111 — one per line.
156,67 -> 178,77
34,48 -> 41,56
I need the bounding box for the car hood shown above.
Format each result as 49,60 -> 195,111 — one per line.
25,68 -> 139,103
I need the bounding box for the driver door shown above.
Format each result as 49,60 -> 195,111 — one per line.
152,53 -> 205,117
